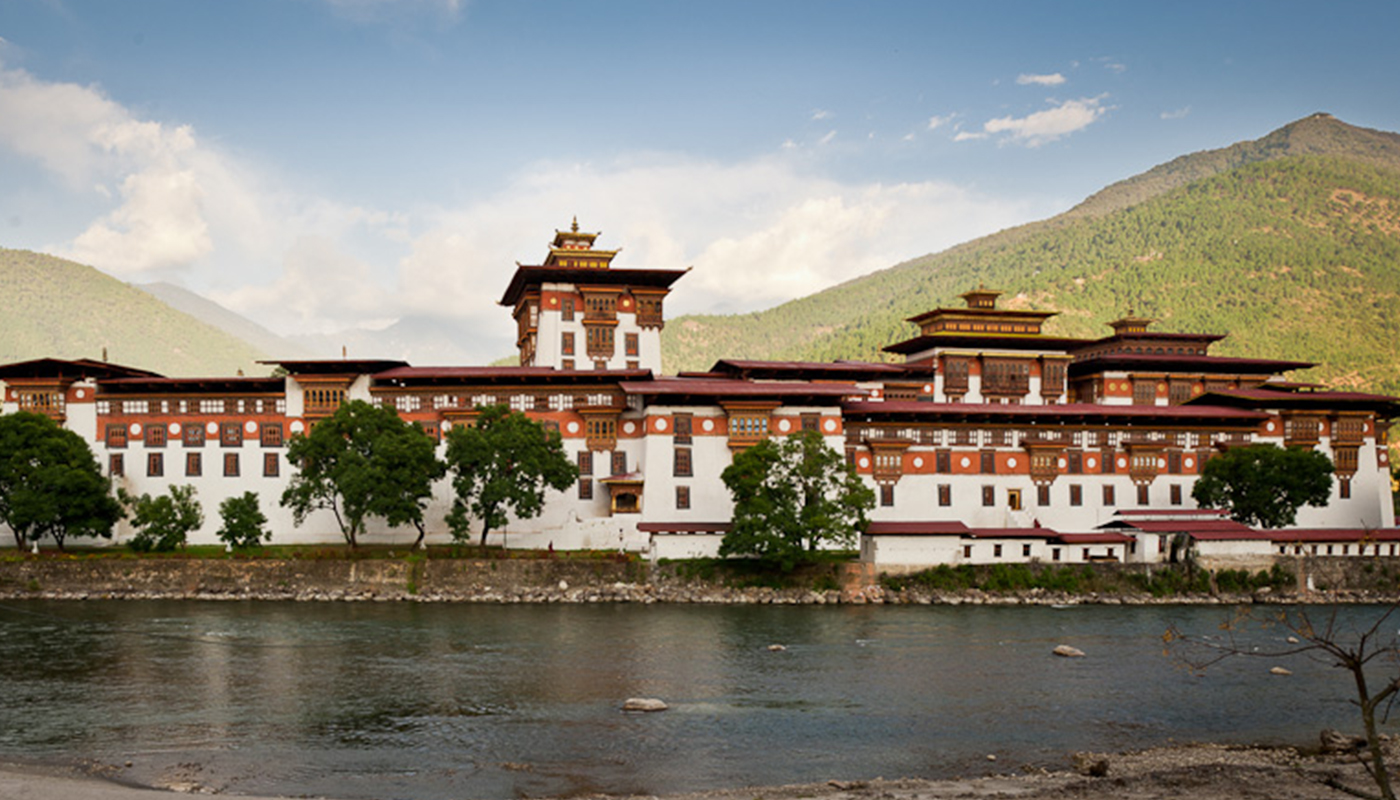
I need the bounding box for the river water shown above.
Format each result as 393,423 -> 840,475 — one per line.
0,600 -> 1381,799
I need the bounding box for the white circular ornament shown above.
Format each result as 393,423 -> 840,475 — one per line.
566,421 -> 580,434
858,457 -> 870,468
1007,457 -> 1017,468
1266,421 -> 1276,432
207,422 -> 220,435
777,419 -> 791,433
703,419 -> 715,432
129,423 -> 142,436
290,421 -> 305,434
1057,457 -> 1067,469
245,420 -> 258,434
913,457 -> 924,468
75,389 -> 85,399
656,418 -> 668,432
169,422 -> 182,436
823,418 -> 838,433
1117,457 -> 1127,469
622,421 -> 636,435
1185,457 -> 1194,469
1086,457 -> 1097,469
1157,458 -> 1167,469
960,457 -> 971,469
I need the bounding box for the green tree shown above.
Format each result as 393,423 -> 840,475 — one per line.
217,491 -> 271,549
443,404 -> 576,546
719,430 -> 875,571
122,484 -> 203,552
0,411 -> 122,551
281,400 -> 442,548
1192,443 -> 1334,529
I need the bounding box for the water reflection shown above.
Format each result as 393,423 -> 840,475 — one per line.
0,600 -> 1375,800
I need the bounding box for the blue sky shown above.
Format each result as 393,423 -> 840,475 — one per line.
2,0 -> 1398,362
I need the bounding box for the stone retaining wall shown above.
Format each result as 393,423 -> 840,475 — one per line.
1,556 -> 1399,605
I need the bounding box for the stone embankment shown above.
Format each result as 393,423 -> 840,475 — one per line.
2,556 -> 1399,604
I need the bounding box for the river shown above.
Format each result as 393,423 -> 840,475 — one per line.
0,600 -> 1379,799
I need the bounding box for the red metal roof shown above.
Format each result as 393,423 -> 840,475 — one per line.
1112,519 -> 1258,539
259,359 -> 408,375
1114,509 -> 1227,517
0,357 -> 164,380
884,334 -> 1088,356
864,521 -> 970,536
620,377 -> 864,399
1055,532 -> 1136,545
98,376 -> 285,395
966,527 -> 1061,539
708,359 -> 933,381
375,366 -> 651,385
1068,353 -> 1313,375
842,399 -> 1268,423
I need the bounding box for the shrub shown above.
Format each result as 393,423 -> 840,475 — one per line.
217,492 -> 270,550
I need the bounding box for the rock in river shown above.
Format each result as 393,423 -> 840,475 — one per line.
622,698 -> 668,712
1053,645 -> 1086,658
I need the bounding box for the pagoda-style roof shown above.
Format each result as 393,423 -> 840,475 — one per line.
706,359 -> 934,382
498,266 -> 688,307
884,334 -> 1088,356
258,359 -> 409,376
1187,386 -> 1400,416
0,357 -> 164,381
373,365 -> 651,387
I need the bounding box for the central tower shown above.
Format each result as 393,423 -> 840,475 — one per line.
499,219 -> 687,373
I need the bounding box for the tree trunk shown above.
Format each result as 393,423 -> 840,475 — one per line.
479,522 -> 492,548
1355,667 -> 1398,800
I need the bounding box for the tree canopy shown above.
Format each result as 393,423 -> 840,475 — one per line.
1191,443 -> 1335,529
281,400 -> 443,547
0,411 -> 122,551
122,484 -> 203,552
719,430 -> 875,571
217,492 -> 270,550
443,404 -> 576,546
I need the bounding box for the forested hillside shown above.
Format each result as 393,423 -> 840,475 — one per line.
0,249 -> 272,376
662,116 -> 1400,396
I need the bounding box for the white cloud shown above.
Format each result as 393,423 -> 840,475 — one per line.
981,95 -> 1109,147
1016,73 -> 1066,86
954,130 -> 988,142
818,130 -> 837,146
927,113 -> 954,130
811,108 -> 832,121
1160,106 -> 1191,120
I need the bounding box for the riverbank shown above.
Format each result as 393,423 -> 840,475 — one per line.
1,741 -> 1388,800
3,554 -> 1400,604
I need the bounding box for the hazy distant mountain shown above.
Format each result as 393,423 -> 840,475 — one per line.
0,249 -> 274,377
662,114 -> 1400,395
289,314 -> 488,366
137,281 -> 317,362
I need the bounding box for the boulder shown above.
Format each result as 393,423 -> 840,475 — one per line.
768,644 -> 787,652
1053,645 -> 1086,658
1321,728 -> 1366,753
622,697 -> 668,712
1270,666 -> 1293,676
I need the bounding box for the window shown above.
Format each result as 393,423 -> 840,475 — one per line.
109,454 -> 124,476
1052,547 -> 1061,562
611,450 -> 627,476
578,476 -> 593,500
1101,450 -> 1115,474
963,544 -> 972,559
106,424 -> 128,449
880,484 -> 895,507
260,423 -> 283,448
625,333 -> 639,357
936,450 -> 951,473
221,422 -> 243,447
145,424 -> 167,448
562,359 -> 575,370
993,544 -> 1003,558
1170,484 -> 1182,505
1023,543 -> 1032,557
1007,488 -> 1022,511
676,485 -> 690,509
562,332 -> 575,356
938,484 -> 952,506
147,453 -> 164,477
674,447 -> 693,477
981,485 -> 994,507
186,452 -> 202,477
563,297 -> 575,321
673,414 -> 692,443
801,414 -> 820,433
1133,380 -> 1157,406
728,413 -> 769,440
1340,477 -> 1352,499
264,453 -> 280,478
1103,485 -> 1116,506
184,425 -> 206,448
1069,484 -> 1083,506
224,453 -> 240,477
1067,450 -> 1082,474
1037,485 -> 1051,506
979,450 -> 995,474
577,451 -> 593,475
1137,484 -> 1150,505
1167,451 -> 1182,474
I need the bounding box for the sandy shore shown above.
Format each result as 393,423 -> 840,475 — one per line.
1,742 -> 1391,800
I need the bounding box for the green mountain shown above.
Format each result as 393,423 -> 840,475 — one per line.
0,249 -> 273,376
662,114 -> 1400,396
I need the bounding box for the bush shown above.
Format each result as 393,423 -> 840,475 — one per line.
218,492 -> 270,550
124,485 -> 203,553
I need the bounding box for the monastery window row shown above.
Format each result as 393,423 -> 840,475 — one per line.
109,452 -> 280,480
15,390 -> 64,416
104,422 -> 284,449
100,397 -> 288,416
846,426 -> 1235,451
